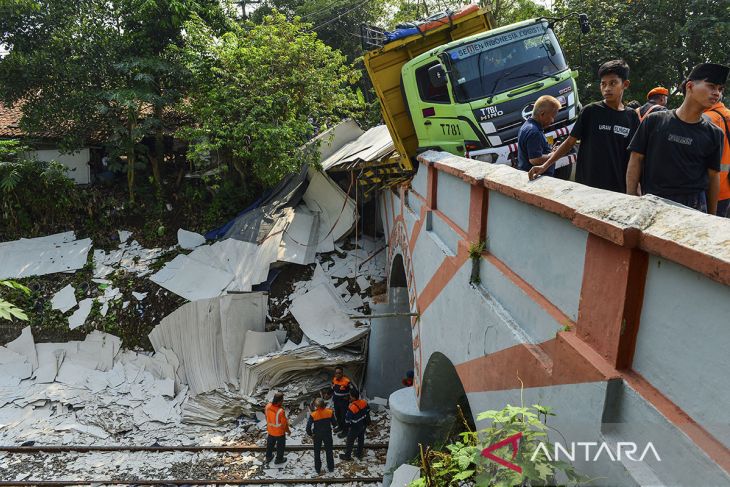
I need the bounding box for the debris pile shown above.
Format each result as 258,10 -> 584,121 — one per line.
0,231 -> 92,280
0,126 -> 394,482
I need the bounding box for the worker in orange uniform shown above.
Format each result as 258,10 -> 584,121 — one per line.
306,398 -> 336,474
704,97 -> 730,217
264,392 -> 291,465
402,370 -> 414,387
636,87 -> 669,122
339,389 -> 371,461
331,366 -> 354,438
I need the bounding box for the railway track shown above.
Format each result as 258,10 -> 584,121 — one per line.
0,443 -> 389,453
0,480 -> 383,485
0,443 -> 388,485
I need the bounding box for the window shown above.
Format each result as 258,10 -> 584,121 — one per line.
416,62 -> 450,103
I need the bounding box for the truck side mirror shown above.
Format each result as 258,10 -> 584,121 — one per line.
428,64 -> 447,88
543,38 -> 556,57
578,13 -> 590,34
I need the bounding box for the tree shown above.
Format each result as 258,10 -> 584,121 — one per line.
552,0 -> 730,105
0,0 -> 231,202
488,0 -> 551,26
177,11 -> 362,192
0,139 -> 77,236
250,0 -> 390,62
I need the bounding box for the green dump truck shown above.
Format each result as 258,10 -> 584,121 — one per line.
363,5 -> 585,175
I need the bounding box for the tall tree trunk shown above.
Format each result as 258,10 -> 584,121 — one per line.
152,104 -> 164,193
127,116 -> 137,204
231,153 -> 252,195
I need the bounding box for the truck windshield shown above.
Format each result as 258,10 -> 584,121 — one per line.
445,22 -> 568,102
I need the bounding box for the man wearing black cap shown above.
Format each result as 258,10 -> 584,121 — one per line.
626,63 -> 728,214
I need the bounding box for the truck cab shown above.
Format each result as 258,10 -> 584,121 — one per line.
403,19 -> 579,167
364,7 -> 581,173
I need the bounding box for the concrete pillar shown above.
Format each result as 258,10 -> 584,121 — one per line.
364,287 -> 413,399
382,387 -> 456,487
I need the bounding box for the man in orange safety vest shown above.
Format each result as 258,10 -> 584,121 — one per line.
264,391 -> 291,465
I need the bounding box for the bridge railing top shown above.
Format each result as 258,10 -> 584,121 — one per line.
417,150 -> 730,286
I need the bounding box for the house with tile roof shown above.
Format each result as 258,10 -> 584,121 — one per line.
0,102 -> 94,184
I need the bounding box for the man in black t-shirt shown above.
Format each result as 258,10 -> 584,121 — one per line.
529,59 -> 640,193
626,63 -> 728,214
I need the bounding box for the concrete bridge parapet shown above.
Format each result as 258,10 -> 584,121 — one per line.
375,150 -> 730,486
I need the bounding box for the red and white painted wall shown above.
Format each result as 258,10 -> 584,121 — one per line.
378,150 -> 730,486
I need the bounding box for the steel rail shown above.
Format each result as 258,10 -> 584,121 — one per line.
0,442 -> 389,453
0,478 -> 383,485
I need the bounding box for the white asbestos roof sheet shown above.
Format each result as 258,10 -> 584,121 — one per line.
188,238 -> 262,293
151,224 -> 288,301
277,206 -> 319,265
320,124 -> 395,170
148,293 -> 267,395
241,331 -> 280,358
177,229 -> 206,250
149,254 -> 234,302
68,298 -> 93,330
252,215 -> 289,283
303,168 -> 356,253
6,327 -> 38,370
289,281 -> 367,349
0,346 -> 32,379
310,119 -> 365,163
0,232 -> 92,279
34,343 -> 66,383
93,239 -> 166,279
51,284 -> 77,313
238,345 -> 362,397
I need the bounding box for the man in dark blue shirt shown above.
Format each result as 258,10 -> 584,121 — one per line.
517,95 -> 562,176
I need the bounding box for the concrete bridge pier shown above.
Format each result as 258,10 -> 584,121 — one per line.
364,286 -> 414,400
382,387 -> 456,487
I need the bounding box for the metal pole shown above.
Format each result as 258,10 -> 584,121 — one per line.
349,312 -> 420,320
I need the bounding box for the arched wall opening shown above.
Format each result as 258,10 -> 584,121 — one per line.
383,352 -> 470,485
364,253 -> 415,399
420,351 -> 475,428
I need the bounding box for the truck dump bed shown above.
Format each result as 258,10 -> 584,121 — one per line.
363,7 -> 493,170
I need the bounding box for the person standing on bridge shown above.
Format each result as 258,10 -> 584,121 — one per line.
516,95 -> 562,176
703,93 -> 730,217
626,63 -> 728,214
636,87 -> 669,122
529,59 -> 640,193
339,389 -> 371,461
264,392 -> 291,465
306,398 -> 336,474
331,366 -> 354,438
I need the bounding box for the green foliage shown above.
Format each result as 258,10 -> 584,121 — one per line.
0,0 -> 231,202
411,403 -> 585,487
469,240 -> 486,259
250,0 -> 390,62
177,11 -> 362,190
552,0 -> 730,105
0,140 -> 79,235
468,240 -> 485,285
0,280 -> 29,321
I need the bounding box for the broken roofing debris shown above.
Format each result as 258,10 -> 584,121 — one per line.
0,121 -> 390,453
150,167 -> 357,301
93,234 -> 169,279
0,231 -> 92,280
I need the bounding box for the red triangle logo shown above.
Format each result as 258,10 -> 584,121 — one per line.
481,432 -> 523,473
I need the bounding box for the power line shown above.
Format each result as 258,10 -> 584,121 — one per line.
307,0 -> 374,31
297,0 -> 348,20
